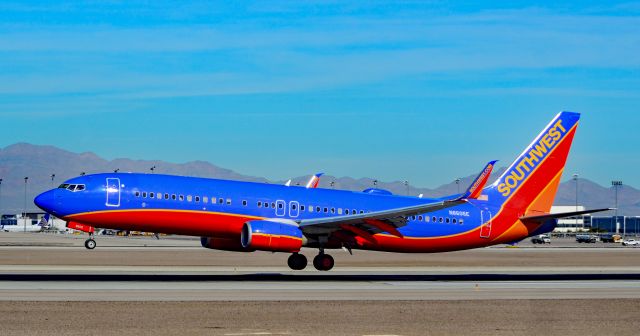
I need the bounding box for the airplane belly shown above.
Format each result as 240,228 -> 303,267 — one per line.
68,209 -> 261,237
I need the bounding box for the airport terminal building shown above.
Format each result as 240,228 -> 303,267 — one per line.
551,206 -> 639,235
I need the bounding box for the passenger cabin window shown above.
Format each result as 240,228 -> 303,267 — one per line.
187,195 -> 192,202
345,209 -> 350,215
142,192 -> 147,198
226,199 -> 231,205
323,207 -> 328,213
242,200 -> 247,206
316,206 -> 321,212
203,197 -> 208,203
171,194 -> 176,200
257,201 -> 262,207
150,192 -> 154,198
135,191 -> 140,197
219,198 -> 224,204
164,193 -> 169,200
195,196 -> 200,203
179,195 -> 184,201
300,205 -> 305,211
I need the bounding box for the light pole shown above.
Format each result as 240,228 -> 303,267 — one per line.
403,180 -> 409,196
573,174 -> 579,232
455,178 -> 461,194
612,181 -> 623,235
330,181 -> 335,189
373,179 -> 378,187
0,178 -> 3,216
23,177 -> 28,233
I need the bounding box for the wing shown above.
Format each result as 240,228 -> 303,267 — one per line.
298,161 -> 494,240
299,199 -> 465,237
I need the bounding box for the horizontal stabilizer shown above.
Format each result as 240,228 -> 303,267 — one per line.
458,160 -> 498,200
520,208 -> 613,223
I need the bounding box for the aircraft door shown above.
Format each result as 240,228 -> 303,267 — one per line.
289,201 -> 300,218
106,178 -> 121,207
480,209 -> 492,239
275,200 -> 286,217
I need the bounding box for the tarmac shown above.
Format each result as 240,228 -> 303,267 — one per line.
1,232 -> 639,335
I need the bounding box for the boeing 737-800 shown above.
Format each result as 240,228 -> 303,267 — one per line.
34,112 -> 607,271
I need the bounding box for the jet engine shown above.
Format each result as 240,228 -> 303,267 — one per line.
200,236 -> 254,252
241,220 -> 304,252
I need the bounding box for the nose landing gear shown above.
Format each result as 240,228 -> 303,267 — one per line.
84,233 -> 96,250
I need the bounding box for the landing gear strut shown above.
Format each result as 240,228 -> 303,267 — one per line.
84,234 -> 96,250
313,252 -> 334,271
287,253 -> 307,270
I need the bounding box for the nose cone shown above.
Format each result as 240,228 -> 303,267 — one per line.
34,190 -> 57,213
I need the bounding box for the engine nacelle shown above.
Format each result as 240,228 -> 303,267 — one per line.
241,220 -> 303,252
200,236 -> 254,252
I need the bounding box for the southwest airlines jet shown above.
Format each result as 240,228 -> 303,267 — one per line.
34,112 -> 607,271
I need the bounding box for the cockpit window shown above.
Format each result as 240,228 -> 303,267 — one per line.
59,184 -> 86,192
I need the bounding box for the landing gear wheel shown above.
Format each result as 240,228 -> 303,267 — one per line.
287,253 -> 307,270
84,239 -> 96,250
313,253 -> 334,271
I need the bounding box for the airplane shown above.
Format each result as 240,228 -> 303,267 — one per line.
34,112 -> 609,271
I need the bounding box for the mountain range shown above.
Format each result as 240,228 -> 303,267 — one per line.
1,143 -> 638,216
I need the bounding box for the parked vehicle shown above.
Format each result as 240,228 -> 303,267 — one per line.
576,234 -> 598,243
601,234 -> 622,243
622,239 -> 640,247
531,235 -> 551,244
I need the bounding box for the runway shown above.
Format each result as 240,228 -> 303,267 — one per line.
1,233 -> 639,335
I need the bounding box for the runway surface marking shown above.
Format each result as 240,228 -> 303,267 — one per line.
1,280 -> 639,301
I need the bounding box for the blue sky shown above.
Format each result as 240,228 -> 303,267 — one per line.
1,1 -> 639,188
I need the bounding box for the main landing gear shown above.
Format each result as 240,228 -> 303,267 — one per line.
287,253 -> 307,270
84,234 -> 96,250
313,252 -> 334,271
287,251 -> 335,271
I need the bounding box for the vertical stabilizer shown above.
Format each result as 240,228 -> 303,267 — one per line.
485,112 -> 580,215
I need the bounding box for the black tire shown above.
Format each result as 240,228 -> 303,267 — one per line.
84,239 -> 96,250
313,254 -> 335,271
287,253 -> 307,270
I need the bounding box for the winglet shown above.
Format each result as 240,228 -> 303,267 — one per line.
459,160 -> 498,200
306,173 -> 324,189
